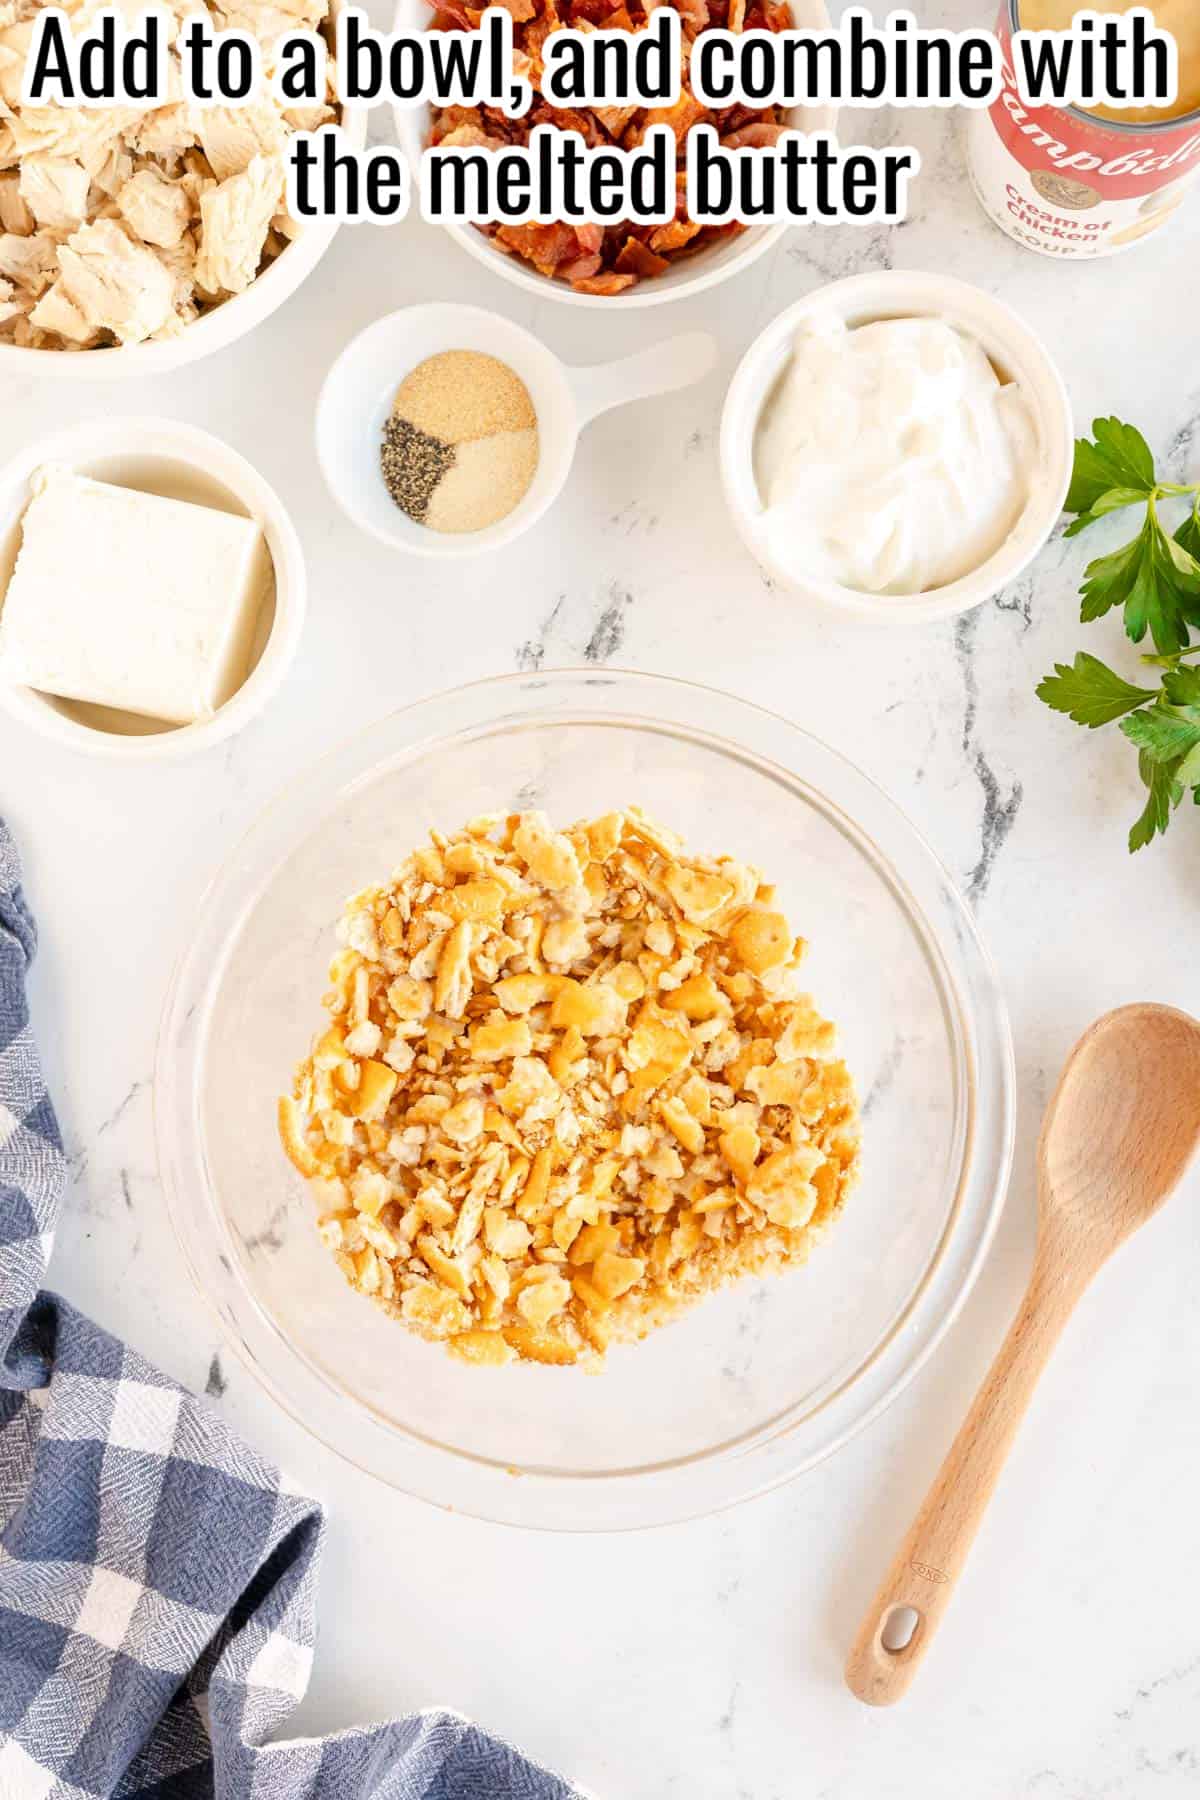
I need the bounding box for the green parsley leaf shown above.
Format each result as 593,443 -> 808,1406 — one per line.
1081,507 -> 1200,653
1063,487 -> 1153,539
1158,518 -> 1200,592
1162,663 -> 1200,709
1079,518 -> 1152,624
1129,752 -> 1182,853
1035,653 -> 1156,728
1176,741 -> 1200,789
1092,417 -> 1156,486
1120,704 -> 1200,764
1137,523 -> 1200,654
1177,503 -> 1200,563
1066,417 -> 1157,519
1175,509 -> 1200,630
1042,416 -> 1200,852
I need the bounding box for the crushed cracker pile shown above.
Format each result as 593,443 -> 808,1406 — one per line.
279,808 -> 860,1368
0,0 -> 338,350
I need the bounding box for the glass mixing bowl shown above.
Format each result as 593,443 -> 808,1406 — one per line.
157,671 -> 1014,1529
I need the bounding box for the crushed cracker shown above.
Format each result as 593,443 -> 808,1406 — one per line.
279,809 -> 860,1368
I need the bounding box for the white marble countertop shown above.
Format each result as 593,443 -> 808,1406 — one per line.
5,5 -> 1200,1790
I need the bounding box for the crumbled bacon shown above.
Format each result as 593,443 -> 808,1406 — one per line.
494,218 -> 582,274
427,0 -> 791,293
438,124 -> 508,148
721,122 -> 787,148
557,252 -> 604,281
666,0 -> 709,32
648,216 -> 703,252
570,270 -> 637,294
614,234 -> 670,277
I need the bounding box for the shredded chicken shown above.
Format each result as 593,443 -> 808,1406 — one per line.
88,143 -> 135,199
0,227 -> 58,291
28,276 -> 94,342
0,272 -> 20,326
195,101 -> 289,181
0,0 -> 337,349
18,154 -> 89,230
0,171 -> 32,233
116,167 -> 190,247
195,152 -> 285,295
51,217 -> 175,341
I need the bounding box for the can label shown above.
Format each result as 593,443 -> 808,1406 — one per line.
966,3 -> 1200,257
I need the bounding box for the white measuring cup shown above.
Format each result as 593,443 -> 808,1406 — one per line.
315,303 -> 716,556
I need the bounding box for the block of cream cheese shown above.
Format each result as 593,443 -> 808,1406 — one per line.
0,464 -> 271,724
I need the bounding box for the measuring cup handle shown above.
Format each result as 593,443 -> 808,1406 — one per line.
567,331 -> 717,427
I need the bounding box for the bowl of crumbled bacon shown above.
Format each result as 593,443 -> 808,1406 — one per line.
393,0 -> 835,303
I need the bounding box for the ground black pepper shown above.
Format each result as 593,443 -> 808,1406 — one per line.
381,350 -> 539,533
380,415 -> 456,523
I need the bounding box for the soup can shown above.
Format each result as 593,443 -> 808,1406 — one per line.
965,0 -> 1200,257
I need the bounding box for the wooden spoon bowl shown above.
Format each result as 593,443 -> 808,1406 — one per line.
1040,1004 -> 1200,1242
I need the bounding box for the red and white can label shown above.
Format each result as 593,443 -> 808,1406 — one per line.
966,2 -> 1200,257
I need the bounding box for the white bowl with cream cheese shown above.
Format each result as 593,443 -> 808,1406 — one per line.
0,418 -> 305,757
720,272 -> 1074,622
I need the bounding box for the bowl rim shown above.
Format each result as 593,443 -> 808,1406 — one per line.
719,270 -> 1076,621
390,0 -> 837,308
155,667 -> 1016,1529
0,205 -> 351,377
0,415 -> 306,758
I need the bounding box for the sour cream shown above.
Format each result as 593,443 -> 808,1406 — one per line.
753,314 -> 1038,597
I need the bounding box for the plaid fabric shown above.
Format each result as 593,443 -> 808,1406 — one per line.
0,821 -> 579,1800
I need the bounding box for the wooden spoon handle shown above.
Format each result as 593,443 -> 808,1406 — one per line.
845,1254 -> 1086,1705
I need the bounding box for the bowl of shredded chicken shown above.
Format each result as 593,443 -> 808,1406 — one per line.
0,0 -> 362,371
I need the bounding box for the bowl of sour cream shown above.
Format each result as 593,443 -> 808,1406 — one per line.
719,272 -> 1074,623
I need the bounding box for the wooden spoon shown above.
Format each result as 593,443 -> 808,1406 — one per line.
845,1002 -> 1200,1706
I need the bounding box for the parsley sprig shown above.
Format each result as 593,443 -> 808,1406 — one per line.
1037,418 -> 1200,852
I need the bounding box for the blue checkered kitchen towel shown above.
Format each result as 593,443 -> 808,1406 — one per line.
0,819 -> 579,1800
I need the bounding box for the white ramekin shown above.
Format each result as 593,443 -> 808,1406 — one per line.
0,418 -> 305,758
719,271 -> 1075,623
391,0 -> 836,309
0,0 -> 365,382
316,302 -> 715,554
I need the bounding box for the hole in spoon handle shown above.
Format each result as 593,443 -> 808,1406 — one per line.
845,1566 -> 951,1706
569,331 -> 717,427
880,1603 -> 921,1652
